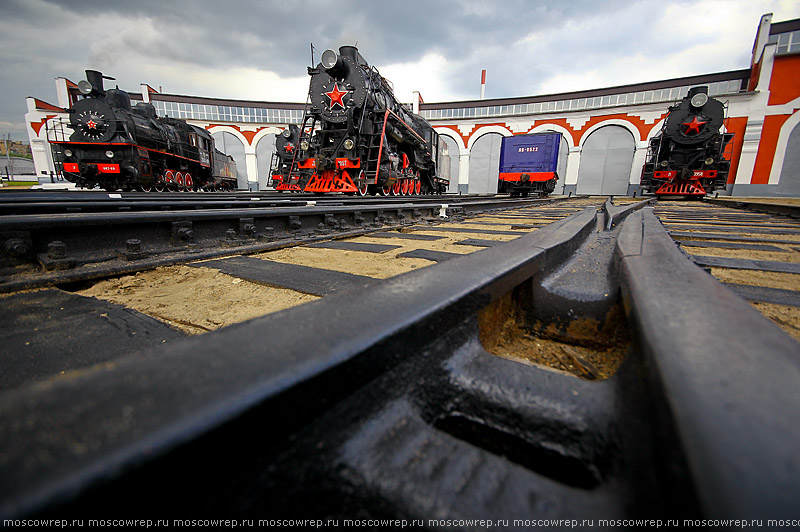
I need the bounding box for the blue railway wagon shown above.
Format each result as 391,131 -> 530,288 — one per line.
498,133 -> 562,197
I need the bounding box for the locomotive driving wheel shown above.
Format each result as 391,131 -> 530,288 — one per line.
356,172 -> 369,196
164,170 -> 175,191
184,173 -> 193,192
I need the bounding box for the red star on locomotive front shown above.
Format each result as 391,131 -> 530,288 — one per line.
324,83 -> 350,109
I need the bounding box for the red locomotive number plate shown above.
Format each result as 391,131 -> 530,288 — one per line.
692,170 -> 717,178
97,164 -> 120,173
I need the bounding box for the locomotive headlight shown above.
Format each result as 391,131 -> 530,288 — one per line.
64,149 -> 73,157
105,150 -> 114,158
282,129 -> 291,138
300,140 -> 310,151
321,49 -> 339,70
690,93 -> 709,108
343,138 -> 355,150
660,160 -> 669,167
78,80 -> 93,95
705,157 -> 715,165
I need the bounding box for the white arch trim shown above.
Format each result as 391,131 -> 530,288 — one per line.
529,123 -> 576,149
251,126 -> 284,147
206,125 -> 249,147
467,125 -> 512,150
768,109 -> 800,185
434,126 -> 466,151
578,119 -> 640,148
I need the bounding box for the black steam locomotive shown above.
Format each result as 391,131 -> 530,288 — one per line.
270,46 -> 449,195
48,70 -> 237,192
640,86 -> 733,198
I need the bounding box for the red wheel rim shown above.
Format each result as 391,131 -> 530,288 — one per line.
184,173 -> 193,191
381,186 -> 391,196
415,180 -> 421,195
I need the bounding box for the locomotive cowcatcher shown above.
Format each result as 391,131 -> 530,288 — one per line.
640,86 -> 734,199
47,70 -> 237,192
269,46 -> 449,196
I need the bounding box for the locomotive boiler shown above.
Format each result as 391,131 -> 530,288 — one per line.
270,46 -> 449,195
48,70 -> 237,192
640,86 -> 733,198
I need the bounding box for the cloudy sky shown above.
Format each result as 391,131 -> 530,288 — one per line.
1,0 -> 798,140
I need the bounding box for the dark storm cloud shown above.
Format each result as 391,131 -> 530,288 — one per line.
0,0 -> 796,140
12,0 -> 638,76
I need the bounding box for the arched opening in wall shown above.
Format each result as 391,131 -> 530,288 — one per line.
212,132 -> 247,189
256,134 -> 276,190
777,121 -> 800,195
469,133 -> 503,194
441,135 -> 460,193
576,125 -> 634,195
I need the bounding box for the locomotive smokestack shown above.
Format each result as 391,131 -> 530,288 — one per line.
85,70 -> 105,95
688,86 -> 709,98
480,69 -> 486,100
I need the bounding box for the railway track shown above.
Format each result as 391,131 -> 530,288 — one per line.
0,195 -> 555,293
1,196 -> 798,525
654,199 -> 800,340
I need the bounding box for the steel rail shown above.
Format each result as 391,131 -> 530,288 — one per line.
616,207 -> 800,519
0,192 -> 561,215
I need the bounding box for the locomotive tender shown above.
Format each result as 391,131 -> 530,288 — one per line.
497,132 -> 562,197
270,46 -> 449,195
48,70 -> 237,192
640,86 -> 733,198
